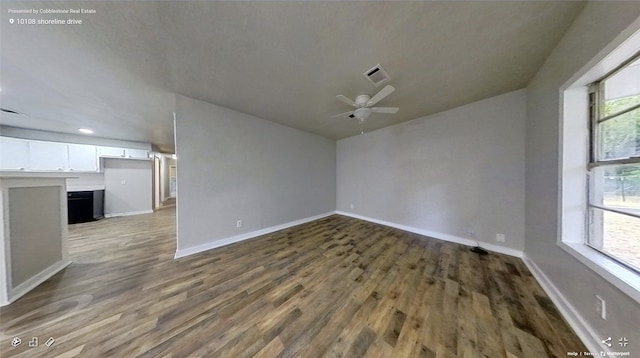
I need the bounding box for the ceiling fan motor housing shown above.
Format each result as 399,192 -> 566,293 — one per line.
355,95 -> 371,107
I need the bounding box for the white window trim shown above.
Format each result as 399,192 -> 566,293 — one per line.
559,26 -> 640,305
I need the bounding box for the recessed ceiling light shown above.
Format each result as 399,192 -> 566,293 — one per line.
78,128 -> 94,134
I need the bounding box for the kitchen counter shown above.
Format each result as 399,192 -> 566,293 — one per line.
0,172 -> 106,192
67,185 -> 106,192
0,171 -> 78,179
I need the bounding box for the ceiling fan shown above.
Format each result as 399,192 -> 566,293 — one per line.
332,85 -> 399,123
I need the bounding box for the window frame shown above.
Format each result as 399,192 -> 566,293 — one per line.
586,53 -> 640,274
558,27 -> 640,304
589,51 -> 640,166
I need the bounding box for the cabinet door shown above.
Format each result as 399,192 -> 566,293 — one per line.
125,148 -> 149,159
0,137 -> 29,170
29,141 -> 68,171
68,144 -> 98,172
97,146 -> 125,157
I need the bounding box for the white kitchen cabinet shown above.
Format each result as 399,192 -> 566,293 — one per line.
97,146 -> 125,158
125,148 -> 150,159
68,144 -> 98,172
0,137 -> 29,170
1,138 -> 150,172
28,141 -> 68,171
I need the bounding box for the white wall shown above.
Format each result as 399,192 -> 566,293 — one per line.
337,89 -> 526,253
525,2 -> 640,354
103,158 -> 152,216
174,95 -> 336,253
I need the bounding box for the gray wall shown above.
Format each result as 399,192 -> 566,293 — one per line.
175,95 -> 336,251
103,158 -> 152,215
337,90 -> 526,251
9,186 -> 62,287
525,1 -> 640,353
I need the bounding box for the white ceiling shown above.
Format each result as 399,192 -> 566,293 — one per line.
0,1 -> 585,153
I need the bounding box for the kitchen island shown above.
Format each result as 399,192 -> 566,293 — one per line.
0,172 -> 74,306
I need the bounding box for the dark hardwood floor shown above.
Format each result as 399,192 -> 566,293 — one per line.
0,208 -> 586,357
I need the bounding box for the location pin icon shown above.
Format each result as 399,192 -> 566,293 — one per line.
9,18 -> 14,24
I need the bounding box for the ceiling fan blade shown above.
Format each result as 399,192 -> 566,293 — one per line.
336,95 -> 357,107
367,85 -> 395,106
370,107 -> 399,114
331,111 -> 355,118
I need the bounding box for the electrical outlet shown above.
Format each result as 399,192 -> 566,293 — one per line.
236,220 -> 242,228
595,295 -> 606,320
496,233 -> 506,243
120,179 -> 126,185
350,203 -> 354,209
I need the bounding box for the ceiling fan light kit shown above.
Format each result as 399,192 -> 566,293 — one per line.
353,107 -> 371,122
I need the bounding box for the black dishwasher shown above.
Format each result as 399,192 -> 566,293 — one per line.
68,191 -> 94,224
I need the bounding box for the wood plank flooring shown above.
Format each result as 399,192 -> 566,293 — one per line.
0,208 -> 587,357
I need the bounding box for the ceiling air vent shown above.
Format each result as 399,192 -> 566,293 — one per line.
363,64 -> 390,87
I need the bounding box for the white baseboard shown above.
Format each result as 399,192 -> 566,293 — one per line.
522,255 -> 606,356
174,211 -> 336,259
335,211 -> 523,258
105,209 -> 153,218
1,260 -> 72,307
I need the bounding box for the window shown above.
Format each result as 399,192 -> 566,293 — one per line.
587,53 -> 640,273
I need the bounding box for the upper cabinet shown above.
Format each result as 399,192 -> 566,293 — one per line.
29,141 -> 69,171
0,137 -> 149,173
97,146 -> 125,158
68,144 -> 98,172
125,148 -> 149,159
94,145 -> 151,170
97,146 -> 148,160
0,137 -> 29,170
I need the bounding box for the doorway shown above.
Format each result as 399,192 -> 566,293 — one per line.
169,165 -> 177,198
153,156 -> 161,210
151,153 -> 177,210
